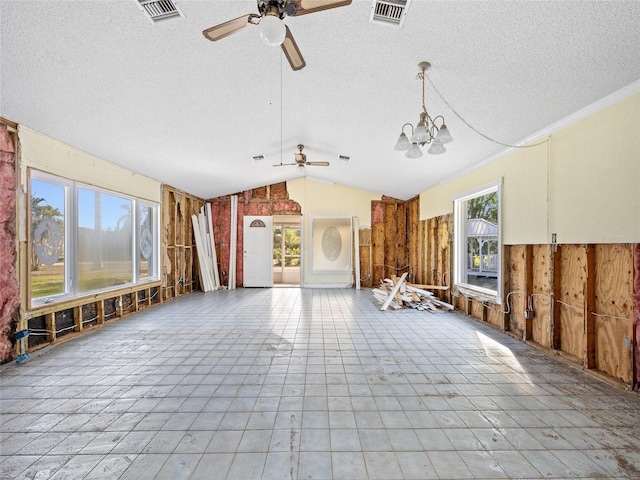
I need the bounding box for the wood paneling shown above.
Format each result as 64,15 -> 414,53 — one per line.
594,244 -> 634,383
531,244 -> 552,347
557,245 -> 587,362
508,245 -> 527,338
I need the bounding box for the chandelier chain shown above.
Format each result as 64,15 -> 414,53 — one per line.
424,74 -> 549,149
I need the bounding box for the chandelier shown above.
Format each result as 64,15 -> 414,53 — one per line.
394,62 -> 453,158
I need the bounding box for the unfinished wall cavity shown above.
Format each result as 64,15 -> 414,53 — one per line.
454,241 -> 638,389
208,182 -> 302,288
363,198 -> 452,304
0,124 -> 19,361
162,185 -> 204,300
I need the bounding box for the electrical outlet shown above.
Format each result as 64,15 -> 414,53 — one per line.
524,308 -> 534,320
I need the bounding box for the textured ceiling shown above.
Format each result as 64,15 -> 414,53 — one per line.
2,0 -> 639,200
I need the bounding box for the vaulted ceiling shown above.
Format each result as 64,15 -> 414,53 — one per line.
2,0 -> 639,200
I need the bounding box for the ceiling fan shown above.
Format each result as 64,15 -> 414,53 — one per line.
202,0 -> 352,71
274,144 -> 330,172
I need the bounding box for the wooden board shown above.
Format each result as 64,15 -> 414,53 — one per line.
371,201 -> 384,286
594,244 -> 633,383
486,303 -> 503,327
359,244 -> 372,288
407,197 -> 420,283
558,245 -> 587,362
383,202 -> 397,280
531,244 -> 552,347
396,201 -> 407,280
508,245 -> 527,338
471,299 -> 486,321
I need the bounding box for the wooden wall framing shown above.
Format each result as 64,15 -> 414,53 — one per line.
457,241 -> 637,388
162,185 -> 204,300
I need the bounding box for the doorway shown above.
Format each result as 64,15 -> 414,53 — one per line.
273,217 -> 301,286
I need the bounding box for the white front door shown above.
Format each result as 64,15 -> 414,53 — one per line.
243,216 -> 273,287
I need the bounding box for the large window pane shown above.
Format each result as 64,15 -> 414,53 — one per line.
31,179 -> 66,299
454,181 -> 501,300
465,191 -> 499,291
77,188 -> 132,292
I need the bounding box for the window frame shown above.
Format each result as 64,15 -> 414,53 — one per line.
29,170 -> 160,308
453,179 -> 503,304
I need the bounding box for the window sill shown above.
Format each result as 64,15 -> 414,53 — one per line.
454,284 -> 500,305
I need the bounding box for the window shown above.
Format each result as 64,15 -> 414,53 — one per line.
30,171 -> 159,306
30,177 -> 69,300
453,180 -> 502,301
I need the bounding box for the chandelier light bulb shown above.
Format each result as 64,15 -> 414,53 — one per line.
412,122 -> 429,143
394,62 -> 453,156
405,143 -> 423,159
394,132 -> 411,151
435,124 -> 453,144
427,142 -> 446,155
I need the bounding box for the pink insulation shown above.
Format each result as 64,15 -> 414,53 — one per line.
0,125 -> 19,362
208,185 -> 302,288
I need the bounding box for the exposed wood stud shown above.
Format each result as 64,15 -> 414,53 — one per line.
45,312 -> 55,342
585,244 -> 597,369
74,305 -> 83,333
551,244 -> 562,350
524,244 -> 534,341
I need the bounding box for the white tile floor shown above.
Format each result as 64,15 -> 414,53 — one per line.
1,288 -> 639,479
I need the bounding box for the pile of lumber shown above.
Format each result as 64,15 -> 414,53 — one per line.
372,272 -> 454,312
192,203 -> 223,292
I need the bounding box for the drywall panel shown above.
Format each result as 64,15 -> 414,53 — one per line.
287,178 -> 380,286
19,126 -> 161,202
419,142 -> 548,244
421,93 -> 639,244
287,178 -> 379,226
550,94 -> 640,243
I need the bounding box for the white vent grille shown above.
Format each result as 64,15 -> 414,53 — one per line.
137,0 -> 183,23
370,0 -> 410,27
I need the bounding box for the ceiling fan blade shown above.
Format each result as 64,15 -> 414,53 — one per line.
202,14 -> 253,42
291,0 -> 352,16
273,163 -> 298,167
306,162 -> 330,166
281,26 -> 306,71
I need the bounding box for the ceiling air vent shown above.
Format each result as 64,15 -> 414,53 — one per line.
136,0 -> 183,24
370,0 -> 411,27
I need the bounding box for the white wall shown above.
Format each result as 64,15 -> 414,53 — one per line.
19,126 -> 161,202
287,178 -> 381,286
420,92 -> 640,244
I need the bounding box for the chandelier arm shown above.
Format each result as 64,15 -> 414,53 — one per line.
401,123 -> 415,135
424,74 -> 549,149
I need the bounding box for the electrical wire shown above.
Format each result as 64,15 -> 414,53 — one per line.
425,74 -> 550,149
555,299 -> 582,311
590,312 -> 630,321
500,291 -> 523,315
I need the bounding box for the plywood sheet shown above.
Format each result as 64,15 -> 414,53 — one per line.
594,244 -> 633,383
531,244 -> 552,347
558,245 -> 587,361
508,245 -> 527,338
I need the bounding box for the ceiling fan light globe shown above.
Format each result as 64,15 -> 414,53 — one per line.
394,132 -> 411,151
435,125 -> 453,144
260,15 -> 286,46
296,164 -> 306,175
405,143 -> 423,159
